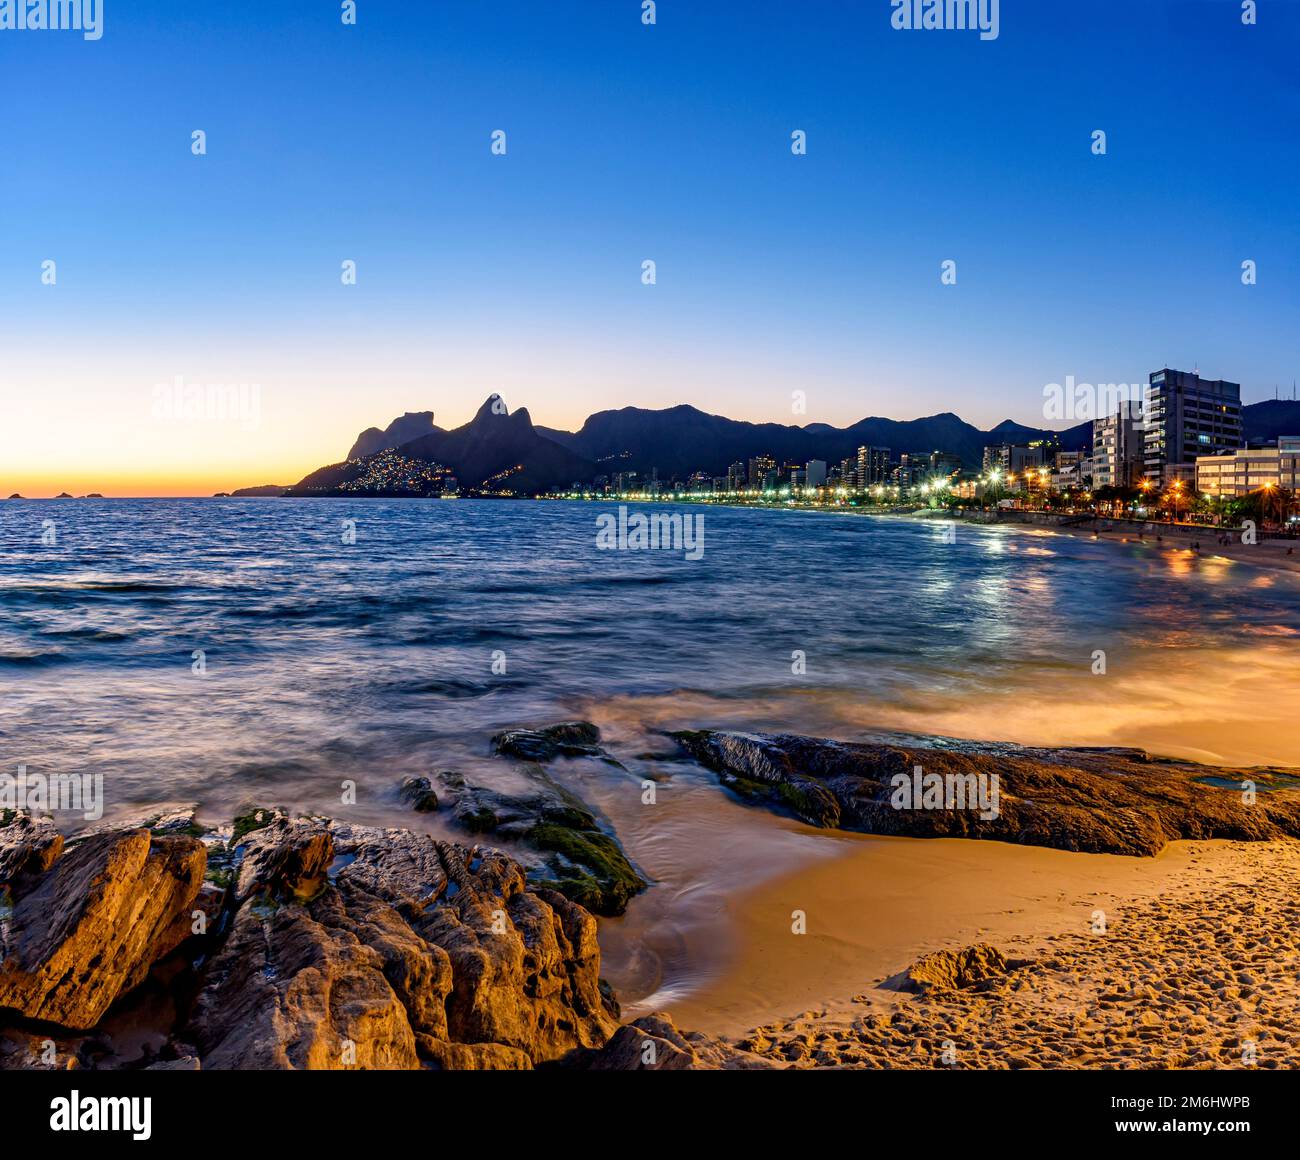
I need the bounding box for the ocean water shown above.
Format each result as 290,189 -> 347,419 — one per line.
3,498 -> 1298,1009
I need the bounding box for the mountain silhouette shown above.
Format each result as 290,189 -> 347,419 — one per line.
291,396 -> 596,495
288,397 -> 1300,497
398,396 -> 597,492
537,405 -> 1091,478
347,411 -> 439,459
1243,399 -> 1300,445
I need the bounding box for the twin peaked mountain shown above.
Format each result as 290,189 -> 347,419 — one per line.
292,396 -> 589,496
288,394 -> 1090,497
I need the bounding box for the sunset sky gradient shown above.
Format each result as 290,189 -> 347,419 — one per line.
1,0 -> 1297,496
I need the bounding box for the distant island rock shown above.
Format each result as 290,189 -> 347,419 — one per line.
54,492 -> 73,499
6,494 -> 22,500
225,485 -> 290,497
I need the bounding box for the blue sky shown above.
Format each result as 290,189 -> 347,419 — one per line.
1,0 -> 1297,493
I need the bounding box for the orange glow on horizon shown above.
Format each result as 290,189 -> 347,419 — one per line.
2,462 -> 322,500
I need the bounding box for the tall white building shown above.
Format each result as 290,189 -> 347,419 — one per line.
1091,401 -> 1145,488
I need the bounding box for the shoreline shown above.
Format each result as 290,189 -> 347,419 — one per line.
965,510 -> 1300,577
578,496 -> 1300,580
609,726 -> 1300,1059
658,831 -> 1217,1037
750,500 -> 1300,579
662,832 -> 1300,1067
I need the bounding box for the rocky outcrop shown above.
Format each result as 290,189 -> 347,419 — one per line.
0,804 -> 717,1071
0,830 -> 205,1028
674,730 -> 1300,857
431,766 -> 647,916
187,816 -> 619,1069
188,881 -> 425,1069
399,776 -> 439,812
491,721 -> 604,762
232,817 -> 333,902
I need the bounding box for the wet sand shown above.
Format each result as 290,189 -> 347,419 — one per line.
664,833 -> 1300,1068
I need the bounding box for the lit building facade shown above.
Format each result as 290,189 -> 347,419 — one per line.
1196,439 -> 1300,497
1142,368 -> 1242,482
1091,402 -> 1145,488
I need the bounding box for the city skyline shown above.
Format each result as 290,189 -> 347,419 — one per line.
7,371 -> 1300,499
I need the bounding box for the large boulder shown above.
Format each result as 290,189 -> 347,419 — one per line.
675,730 -> 1300,856
491,721 -> 604,763
187,890 -> 425,1070
0,830 -> 205,1028
187,820 -> 619,1069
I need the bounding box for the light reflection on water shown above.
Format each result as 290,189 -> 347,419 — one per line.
2,498 -> 1297,1008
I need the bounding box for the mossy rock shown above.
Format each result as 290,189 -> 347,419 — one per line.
231,807 -> 277,843
528,823 -> 646,917
458,805 -> 499,834
720,773 -> 771,802
538,802 -> 598,830
206,865 -> 235,891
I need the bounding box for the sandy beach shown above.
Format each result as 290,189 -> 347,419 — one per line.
666,832 -> 1300,1068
